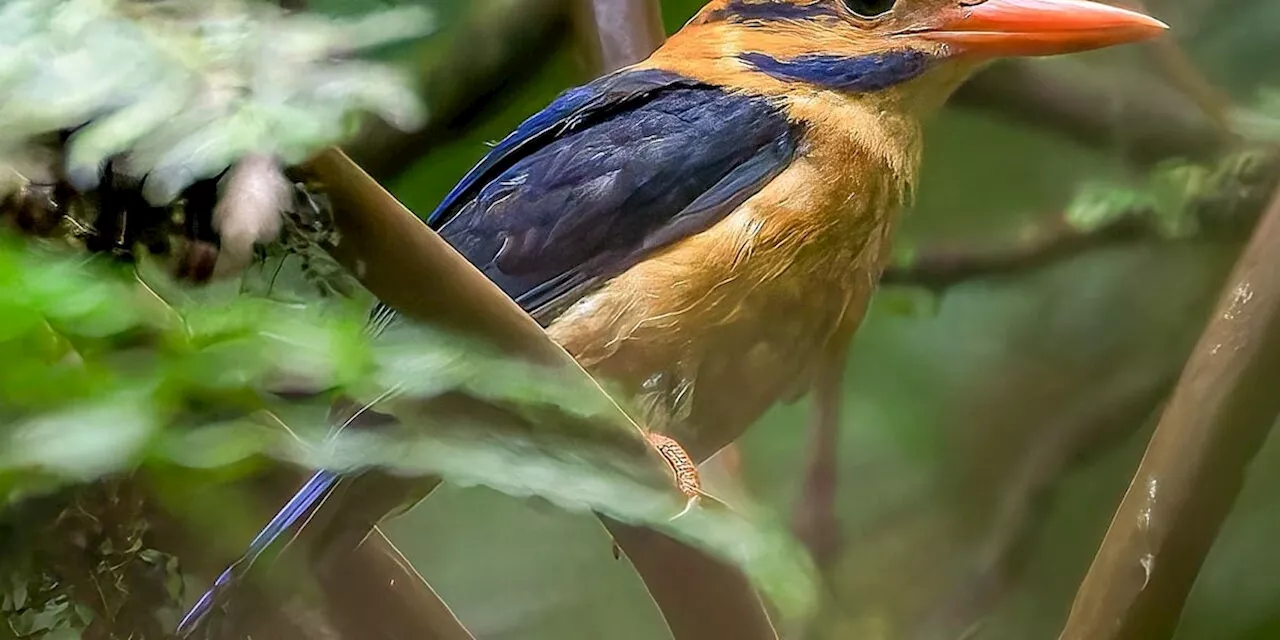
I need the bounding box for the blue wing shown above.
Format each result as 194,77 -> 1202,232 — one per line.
431,67 -> 800,318
426,68 -> 701,228
175,68 -> 798,637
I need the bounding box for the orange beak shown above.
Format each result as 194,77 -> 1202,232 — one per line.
905,0 -> 1169,58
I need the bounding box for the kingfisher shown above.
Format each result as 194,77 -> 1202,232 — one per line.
176,0 -> 1166,634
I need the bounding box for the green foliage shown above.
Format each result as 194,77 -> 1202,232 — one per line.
0,231 -> 815,636
0,0 -> 430,203
2,481 -> 183,640
1066,150 -> 1278,239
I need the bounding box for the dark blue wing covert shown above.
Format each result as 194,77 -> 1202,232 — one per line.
429,67 -> 800,319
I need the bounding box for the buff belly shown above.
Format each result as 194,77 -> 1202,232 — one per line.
554,281 -> 864,461
544,103 -> 912,459
545,206 -> 886,460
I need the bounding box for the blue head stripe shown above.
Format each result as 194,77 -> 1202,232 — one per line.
701,0 -> 841,23
739,50 -> 933,93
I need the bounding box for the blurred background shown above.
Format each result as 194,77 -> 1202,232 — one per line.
3,0 -> 1280,639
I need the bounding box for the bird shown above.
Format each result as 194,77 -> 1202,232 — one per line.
175,0 -> 1167,635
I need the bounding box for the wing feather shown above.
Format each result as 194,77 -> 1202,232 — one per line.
433,69 -> 800,322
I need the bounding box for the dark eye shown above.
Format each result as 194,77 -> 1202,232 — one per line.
842,0 -> 896,18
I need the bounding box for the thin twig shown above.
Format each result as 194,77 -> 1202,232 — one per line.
792,317 -> 859,567
882,152 -> 1279,290
881,211 -> 1162,291
1113,0 -> 1236,129
1059,179 -> 1280,639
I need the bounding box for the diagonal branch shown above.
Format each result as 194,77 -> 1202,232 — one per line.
1058,179 -> 1280,640
309,142 -> 782,640
883,153 -> 1279,290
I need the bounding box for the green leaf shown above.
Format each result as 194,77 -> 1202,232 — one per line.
1065,181 -> 1153,232
0,394 -> 158,482
1,0 -> 433,203
288,323 -> 821,623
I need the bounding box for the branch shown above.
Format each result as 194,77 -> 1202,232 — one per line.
310,142 -> 784,639
791,321 -> 858,568
881,211 -> 1157,291
913,367 -> 1176,640
321,530 -> 474,640
305,3 -> 786,635
570,0 -> 665,73
882,154 -> 1280,290
1058,180 -> 1280,639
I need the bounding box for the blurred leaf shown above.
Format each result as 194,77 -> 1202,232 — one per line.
0,0 -> 433,202
0,223 -> 816,629
874,287 -> 942,319
1065,181 -> 1153,233
1231,87 -> 1280,143
0,394 -> 157,485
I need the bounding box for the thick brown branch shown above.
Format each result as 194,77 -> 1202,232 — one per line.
311,143 -> 783,639
1058,181 -> 1280,639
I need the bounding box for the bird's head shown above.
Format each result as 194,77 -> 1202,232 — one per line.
657,0 -> 1167,113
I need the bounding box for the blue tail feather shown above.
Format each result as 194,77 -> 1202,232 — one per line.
175,470 -> 342,637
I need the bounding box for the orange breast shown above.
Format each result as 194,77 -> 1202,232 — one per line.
546,117 -> 915,459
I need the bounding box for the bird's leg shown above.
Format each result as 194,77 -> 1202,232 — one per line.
610,429 -> 703,560
608,370 -> 704,561
647,431 -> 703,520
793,320 -> 856,566
639,367 -> 707,516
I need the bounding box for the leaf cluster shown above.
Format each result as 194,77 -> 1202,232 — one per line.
0,0 -> 431,205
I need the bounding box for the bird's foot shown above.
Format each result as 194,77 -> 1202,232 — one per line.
644,431 -> 702,521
